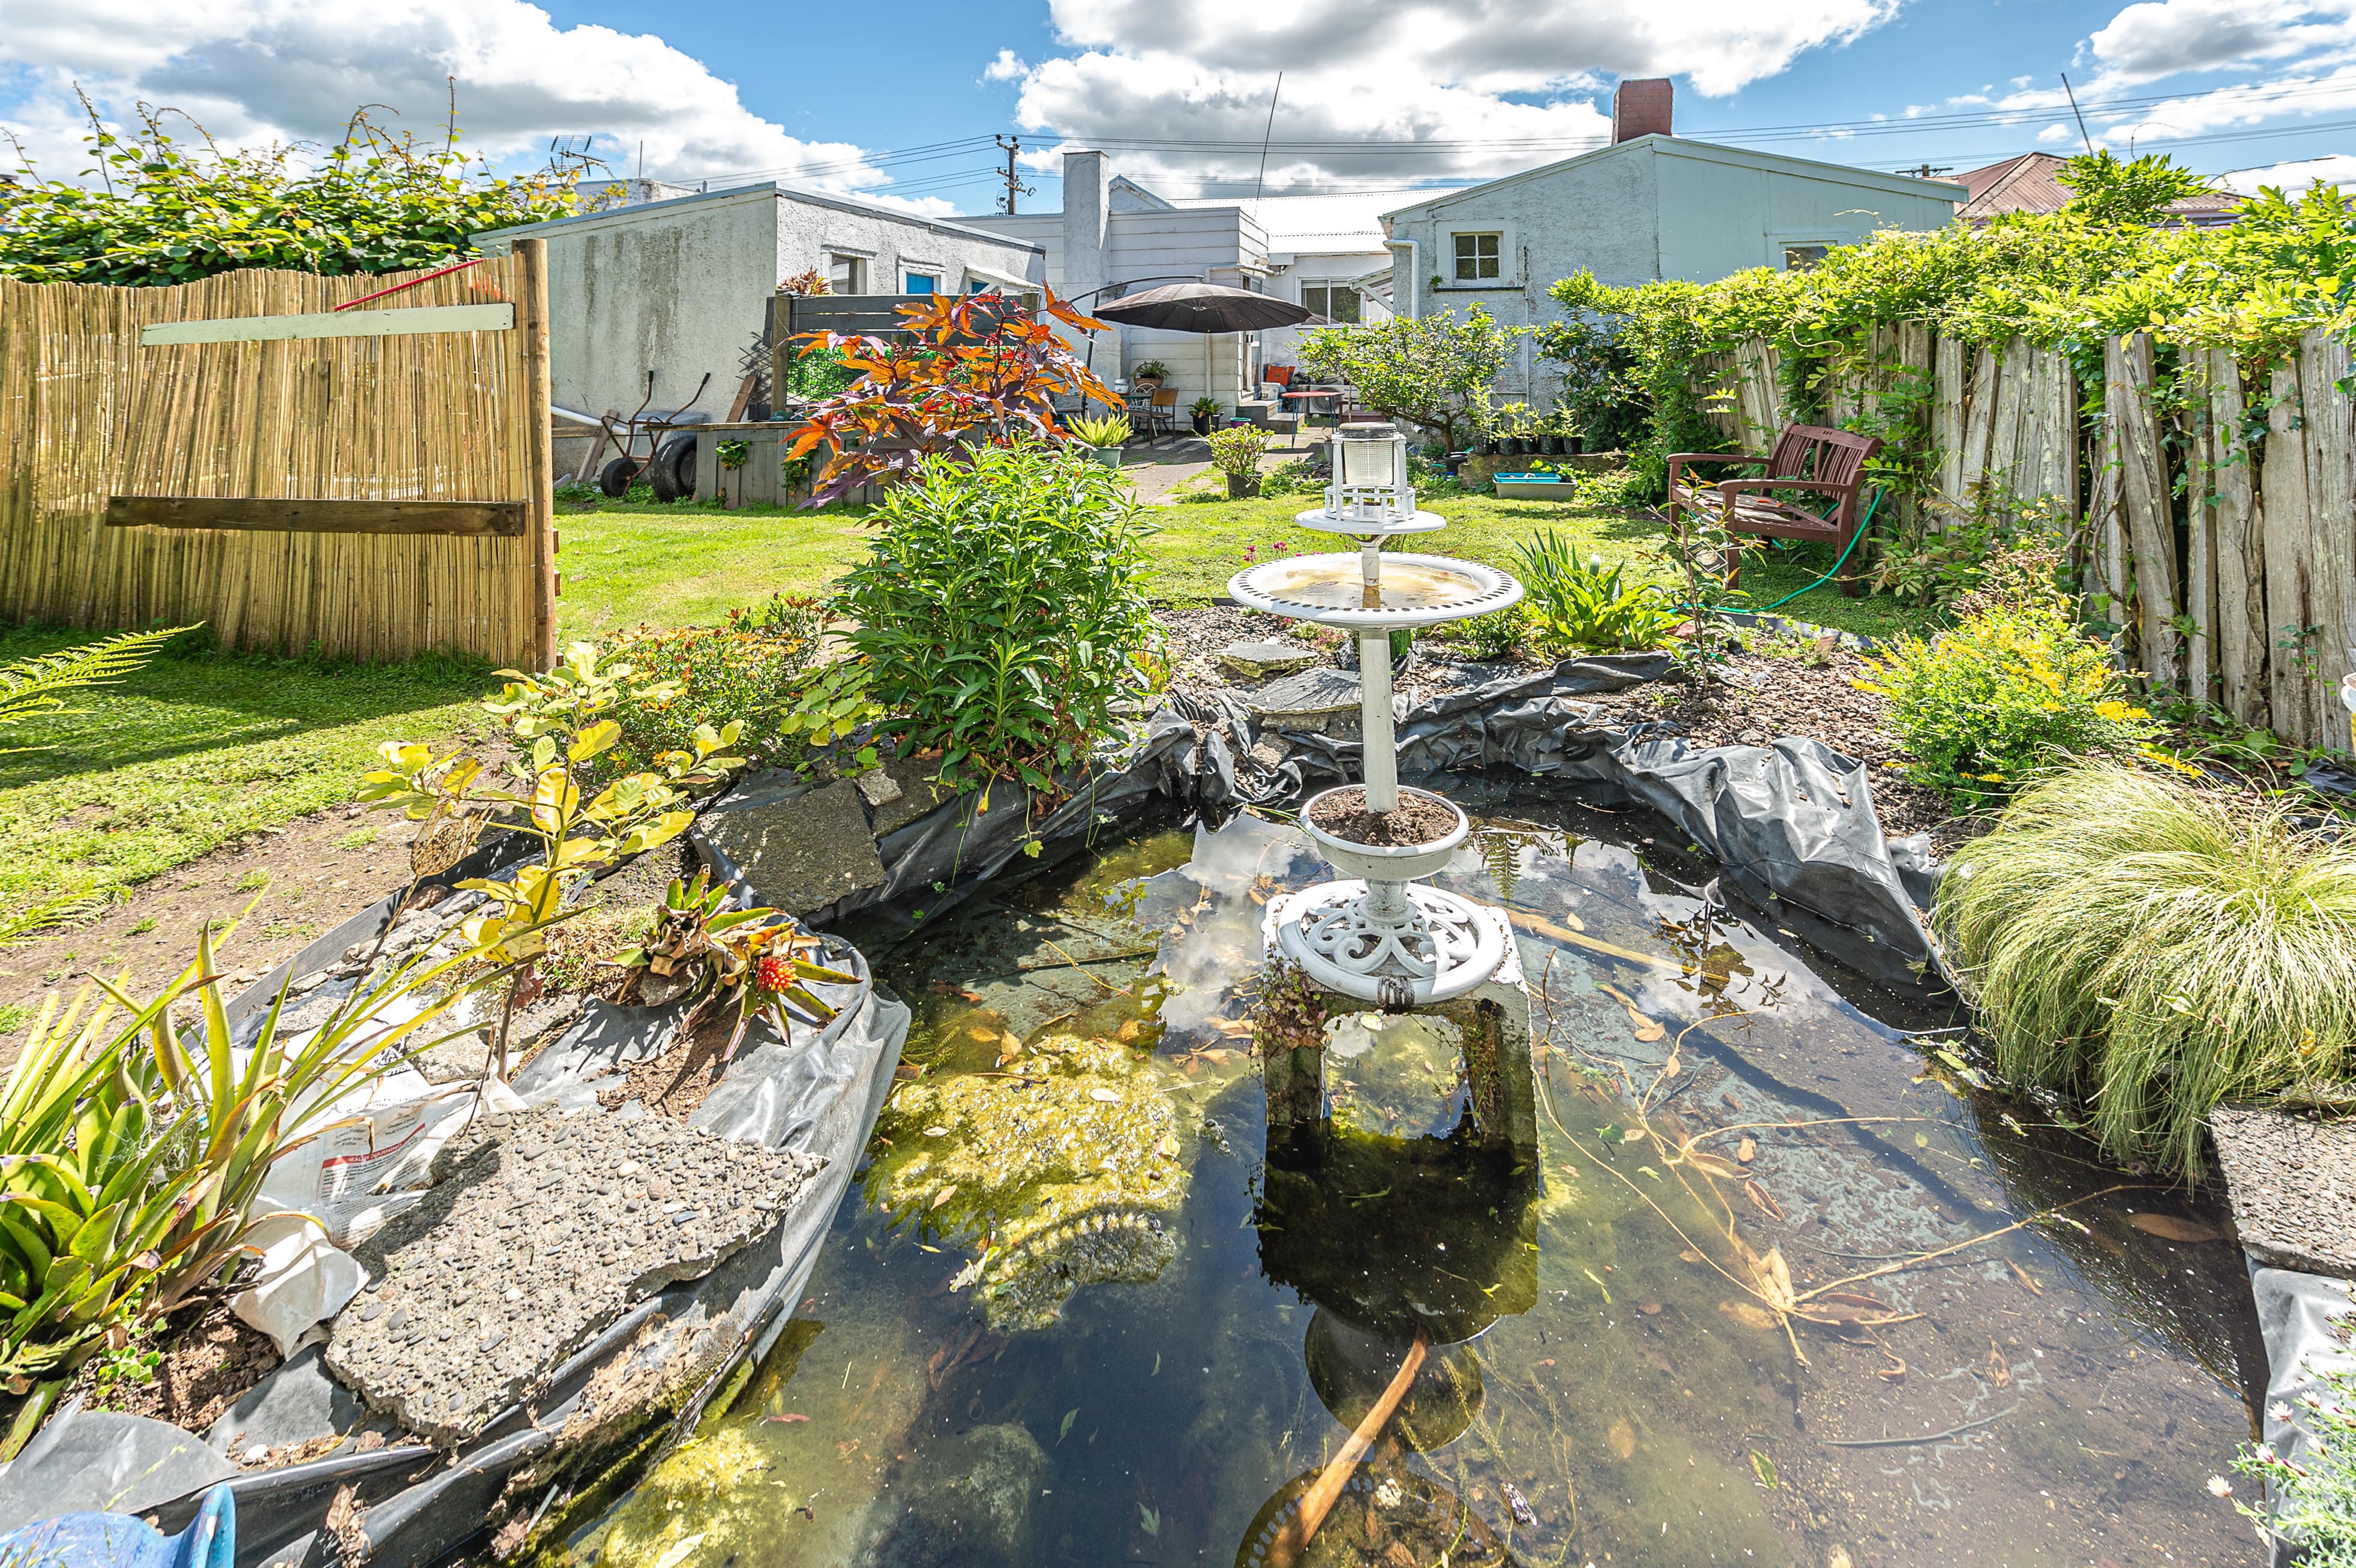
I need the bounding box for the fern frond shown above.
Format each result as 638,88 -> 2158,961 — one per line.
0,891 -> 113,949
0,626 -> 191,732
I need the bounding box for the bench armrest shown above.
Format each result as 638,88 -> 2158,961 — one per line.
1665,452 -> 1769,466
1713,476 -> 1860,497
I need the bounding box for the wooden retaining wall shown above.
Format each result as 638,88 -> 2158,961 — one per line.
1693,328 -> 2356,745
0,248 -> 554,668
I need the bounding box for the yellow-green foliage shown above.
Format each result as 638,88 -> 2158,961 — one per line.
1937,764 -> 2356,1180
1859,599 -> 2159,807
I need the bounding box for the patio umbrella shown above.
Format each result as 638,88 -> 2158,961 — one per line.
1090,281 -> 1326,332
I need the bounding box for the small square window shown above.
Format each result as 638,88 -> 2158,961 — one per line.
1304,284 -> 1362,323
828,253 -> 867,294
1784,245 -> 1829,272
1452,232 -> 1501,281
905,272 -> 940,295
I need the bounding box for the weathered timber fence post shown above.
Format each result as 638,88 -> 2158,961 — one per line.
517,236 -> 559,672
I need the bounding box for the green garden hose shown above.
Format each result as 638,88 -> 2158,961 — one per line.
1753,488 -> 1884,613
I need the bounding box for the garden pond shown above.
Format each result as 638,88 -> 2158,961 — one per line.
556,775 -> 2265,1568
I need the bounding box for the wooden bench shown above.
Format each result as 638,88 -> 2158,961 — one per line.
1666,424 -> 1883,598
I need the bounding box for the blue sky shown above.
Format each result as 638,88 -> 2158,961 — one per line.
8,0 -> 2356,216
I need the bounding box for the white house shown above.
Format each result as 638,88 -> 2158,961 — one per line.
954,155 -> 1393,415
1381,80 -> 1965,403
476,184 -> 1045,470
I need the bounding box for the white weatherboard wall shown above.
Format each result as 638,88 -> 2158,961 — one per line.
1384,136 -> 1962,403
478,186 -> 1043,473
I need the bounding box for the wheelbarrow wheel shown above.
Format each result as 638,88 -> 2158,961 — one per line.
650,433 -> 698,502
598,456 -> 636,497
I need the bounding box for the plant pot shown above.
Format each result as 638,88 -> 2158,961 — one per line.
1473,437 -> 1497,456
1226,472 -> 1261,499
1134,376 -> 1164,392
1299,786 -> 1469,883
1539,435 -> 1563,455
1565,434 -> 1584,455
1089,445 -> 1124,470
1193,413 -> 1213,435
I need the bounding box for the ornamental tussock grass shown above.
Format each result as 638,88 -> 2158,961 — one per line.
1937,763 -> 2356,1181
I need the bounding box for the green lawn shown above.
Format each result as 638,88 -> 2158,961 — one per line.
0,632 -> 493,921
0,483 -> 1941,922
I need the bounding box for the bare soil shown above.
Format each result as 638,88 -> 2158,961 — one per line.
77,1291 -> 281,1437
1308,787 -> 1461,847
597,1010 -> 736,1122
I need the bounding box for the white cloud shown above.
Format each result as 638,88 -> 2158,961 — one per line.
993,0 -> 1907,196
0,0 -> 951,212
984,49 -> 1029,82
2220,149 -> 2356,187
2088,0 -> 2356,83
2038,121 -> 2079,143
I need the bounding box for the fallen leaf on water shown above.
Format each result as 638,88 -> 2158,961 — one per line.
1736,1137 -> 1757,1164
1539,1358 -> 1556,1368
923,1126 -> 949,1138
1745,1182 -> 1787,1220
1203,1047 -> 1238,1063
967,1026 -> 999,1042
1749,1450 -> 1778,1490
1089,1088 -> 1122,1104
1639,1302 -> 1663,1316
1606,1416 -> 1637,1460
1877,1359 -> 1907,1384
2129,1212 -> 2225,1243
1678,1249 -> 1705,1264
931,1187 -> 958,1210
1719,1300 -> 1776,1331
1157,1135 -> 1180,1158
1681,1149 -> 1748,1180
1060,1409 -> 1078,1444
1662,1053 -> 1681,1078
1624,1005 -> 1666,1043
1139,1504 -> 1161,1537
762,1413 -> 811,1424
1751,1247 -> 1797,1313
2007,1258 -> 2043,1296
1985,1339 -> 2013,1387
1210,1018 -> 1255,1039
1114,1020 -> 1143,1043
1621,1126 -> 1647,1144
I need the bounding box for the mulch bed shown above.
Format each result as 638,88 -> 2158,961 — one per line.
76,1291 -> 281,1437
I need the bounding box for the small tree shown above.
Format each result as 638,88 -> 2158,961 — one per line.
2055,150 -> 2215,228
783,289 -> 1116,505
0,95 -> 578,287
1293,307 -> 1511,450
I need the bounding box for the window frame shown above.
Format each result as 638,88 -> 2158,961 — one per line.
827,252 -> 868,295
903,271 -> 942,295
1451,230 -> 1503,283
1302,283 -> 1363,323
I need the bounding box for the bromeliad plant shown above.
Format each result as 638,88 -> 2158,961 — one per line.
784,289 -> 1117,505
615,870 -> 856,1058
0,924 -> 498,1449
1067,413 -> 1132,448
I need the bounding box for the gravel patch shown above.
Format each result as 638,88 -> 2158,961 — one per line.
326,1104 -> 822,1445
2210,1104 -> 2356,1279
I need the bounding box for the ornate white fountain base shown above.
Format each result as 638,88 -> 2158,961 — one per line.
1263,880 -> 1513,1008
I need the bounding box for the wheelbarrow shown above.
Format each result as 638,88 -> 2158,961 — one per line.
566,370 -> 713,500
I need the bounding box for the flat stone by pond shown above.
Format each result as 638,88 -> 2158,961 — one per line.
2211,1103 -> 2356,1279
1247,665 -> 1364,736
695,775 -> 889,915
1216,640 -> 1320,681
325,1104 -> 821,1445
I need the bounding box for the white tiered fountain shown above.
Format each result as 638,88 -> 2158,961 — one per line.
1229,423 -> 1524,1008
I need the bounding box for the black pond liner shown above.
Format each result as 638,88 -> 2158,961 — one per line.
0,655 -> 1959,1567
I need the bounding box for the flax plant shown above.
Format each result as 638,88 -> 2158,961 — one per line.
1937,764 -> 2356,1179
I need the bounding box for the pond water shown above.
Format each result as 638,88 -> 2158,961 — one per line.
559,776 -> 2265,1568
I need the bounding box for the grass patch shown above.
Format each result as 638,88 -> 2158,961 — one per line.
335,825 -> 379,850
1937,763 -> 2356,1179
0,629 -> 493,921
0,1003 -> 28,1037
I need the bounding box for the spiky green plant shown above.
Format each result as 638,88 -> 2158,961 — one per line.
1937,764 -> 2356,1179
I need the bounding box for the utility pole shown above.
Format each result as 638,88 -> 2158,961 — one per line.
1897,162 -> 1953,179
2061,73 -> 2095,155
995,135 -> 1033,214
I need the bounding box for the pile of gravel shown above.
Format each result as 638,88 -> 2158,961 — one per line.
325,1104 -> 822,1444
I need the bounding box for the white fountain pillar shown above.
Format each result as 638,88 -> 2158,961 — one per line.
1358,538 -> 1397,813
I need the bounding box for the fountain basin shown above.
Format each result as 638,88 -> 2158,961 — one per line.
1227,551 -> 1521,631
1299,786 -> 1467,883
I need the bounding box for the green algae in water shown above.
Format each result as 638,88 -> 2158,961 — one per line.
867,1033 -> 1190,1332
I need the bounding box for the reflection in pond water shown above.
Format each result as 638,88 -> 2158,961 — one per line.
559,781 -> 2262,1568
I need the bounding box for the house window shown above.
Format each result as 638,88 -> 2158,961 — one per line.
1303,284 -> 1362,323
1784,245 -> 1829,272
1452,232 -> 1501,282
905,271 -> 940,295
828,253 -> 867,294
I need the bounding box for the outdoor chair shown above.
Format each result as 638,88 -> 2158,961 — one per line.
1149,389 -> 1179,441
1665,423 -> 1884,598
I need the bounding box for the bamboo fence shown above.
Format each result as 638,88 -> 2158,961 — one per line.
1692,328 -> 2356,746
0,245 -> 555,668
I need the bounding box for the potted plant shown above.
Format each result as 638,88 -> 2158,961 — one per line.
715,438 -> 750,507
1190,396 -> 1221,436
1068,412 -> 1133,469
1131,359 -> 1170,390
1207,424 -> 1269,498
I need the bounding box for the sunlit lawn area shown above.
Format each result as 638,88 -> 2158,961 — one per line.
0,481 -> 1942,924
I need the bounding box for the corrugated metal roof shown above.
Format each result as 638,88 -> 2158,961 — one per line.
1958,152 -> 2246,227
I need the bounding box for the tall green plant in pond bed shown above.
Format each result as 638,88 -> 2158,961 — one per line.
1937,764 -> 2356,1180
837,443 -> 1159,792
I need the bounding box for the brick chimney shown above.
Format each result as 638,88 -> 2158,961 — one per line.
1612,79 -> 1673,143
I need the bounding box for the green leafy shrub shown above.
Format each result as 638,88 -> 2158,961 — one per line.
1859,580 -> 2158,805
1,99 -> 574,286
1206,425 -> 1270,476
724,591 -> 829,646
1515,531 -> 1679,653
1937,763 -> 2356,1179
605,625 -> 822,773
2234,1363 -> 2356,1565
1068,413 -> 1132,447
837,443 -> 1159,790
1437,608 -> 1531,662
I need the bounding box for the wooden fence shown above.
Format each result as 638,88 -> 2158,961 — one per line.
1693,327 -> 2356,747
0,245 -> 555,668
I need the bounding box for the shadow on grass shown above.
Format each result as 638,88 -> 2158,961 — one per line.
0,626 -> 499,790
